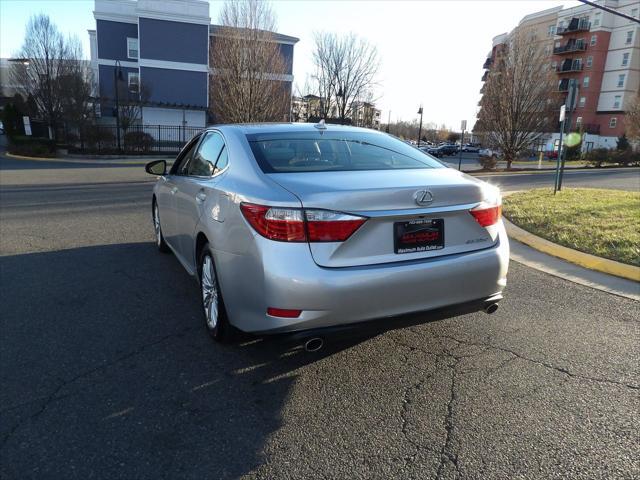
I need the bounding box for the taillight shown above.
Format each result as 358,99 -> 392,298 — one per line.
305,209 -> 366,242
240,203 -> 306,241
240,203 -> 366,242
470,204 -> 502,227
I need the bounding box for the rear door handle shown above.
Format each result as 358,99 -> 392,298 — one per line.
170,187 -> 178,195
196,191 -> 207,203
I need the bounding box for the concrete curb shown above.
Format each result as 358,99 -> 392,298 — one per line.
5,152 -> 148,165
503,217 -> 640,282
467,166 -> 639,176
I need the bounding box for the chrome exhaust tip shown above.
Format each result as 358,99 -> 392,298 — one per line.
304,337 -> 324,352
484,303 -> 499,314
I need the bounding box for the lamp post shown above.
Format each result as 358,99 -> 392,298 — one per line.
113,60 -> 123,151
417,106 -> 423,147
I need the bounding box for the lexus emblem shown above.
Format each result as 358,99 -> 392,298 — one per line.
414,189 -> 434,206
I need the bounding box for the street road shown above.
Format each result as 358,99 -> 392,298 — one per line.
1,154 -> 638,479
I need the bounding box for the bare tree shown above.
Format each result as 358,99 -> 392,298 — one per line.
311,32 -> 379,124
210,0 -> 290,123
475,32 -> 556,168
10,14 -> 88,140
116,81 -> 151,133
626,93 -> 640,143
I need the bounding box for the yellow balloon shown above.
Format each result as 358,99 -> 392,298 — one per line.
565,132 -> 582,148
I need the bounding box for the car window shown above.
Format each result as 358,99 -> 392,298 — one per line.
214,146 -> 228,174
171,135 -> 201,175
187,132 -> 225,177
247,131 -> 444,173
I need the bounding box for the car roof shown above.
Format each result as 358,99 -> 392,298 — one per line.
207,122 -> 389,136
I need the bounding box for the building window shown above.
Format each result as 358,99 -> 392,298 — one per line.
632,8 -> 638,18
548,24 -> 556,36
578,96 -> 586,108
583,76 -> 590,88
609,117 -> 617,128
613,95 -> 621,109
127,37 -> 138,59
128,72 -> 139,93
626,31 -> 633,45
586,56 -> 593,68
552,61 -> 557,70
544,45 -> 550,56
622,52 -> 629,66
576,116 -> 583,125
590,35 -> 597,46
617,74 -> 625,87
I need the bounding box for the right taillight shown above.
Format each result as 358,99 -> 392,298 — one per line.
240,203 -> 366,242
470,203 -> 502,227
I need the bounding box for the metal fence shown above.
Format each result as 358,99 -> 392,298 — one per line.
62,124 -> 204,154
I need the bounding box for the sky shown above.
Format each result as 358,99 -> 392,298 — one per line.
0,0 -> 583,129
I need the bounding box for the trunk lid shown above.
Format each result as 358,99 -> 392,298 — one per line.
269,168 -> 500,267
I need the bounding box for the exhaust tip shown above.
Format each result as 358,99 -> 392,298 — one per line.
304,337 -> 324,352
484,303 -> 499,314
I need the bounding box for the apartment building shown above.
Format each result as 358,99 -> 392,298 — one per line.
479,0 -> 639,151
89,0 -> 298,128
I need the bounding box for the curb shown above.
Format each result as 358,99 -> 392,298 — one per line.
467,166 -> 639,176
503,217 -> 640,282
4,152 -> 148,165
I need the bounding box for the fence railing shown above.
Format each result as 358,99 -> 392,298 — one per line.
62,124 -> 204,154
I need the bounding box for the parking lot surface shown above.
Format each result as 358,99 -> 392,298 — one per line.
1,156 -> 638,479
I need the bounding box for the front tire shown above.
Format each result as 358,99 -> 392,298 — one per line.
153,201 -> 170,253
199,244 -> 232,343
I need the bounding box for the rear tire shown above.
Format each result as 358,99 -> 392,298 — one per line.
198,243 -> 233,343
153,201 -> 170,253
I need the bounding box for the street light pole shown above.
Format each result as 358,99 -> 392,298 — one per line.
114,60 -> 122,152
417,106 -> 423,147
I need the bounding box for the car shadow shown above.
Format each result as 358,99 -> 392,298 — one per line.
0,242 -> 379,478
0,241 -> 485,478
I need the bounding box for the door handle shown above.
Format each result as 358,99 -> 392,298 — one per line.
196,191 -> 207,203
170,187 -> 178,195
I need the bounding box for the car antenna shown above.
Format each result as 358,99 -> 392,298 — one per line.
314,119 -> 327,130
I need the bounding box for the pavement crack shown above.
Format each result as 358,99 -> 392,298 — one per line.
436,350 -> 461,480
434,334 -> 639,390
0,325 -> 198,451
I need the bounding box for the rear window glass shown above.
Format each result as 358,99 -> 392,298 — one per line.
246,131 -> 443,173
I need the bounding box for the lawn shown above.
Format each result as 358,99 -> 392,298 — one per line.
503,188 -> 640,266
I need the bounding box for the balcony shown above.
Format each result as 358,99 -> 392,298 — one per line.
556,59 -> 583,73
557,18 -> 591,35
553,41 -> 587,54
580,123 -> 600,135
483,57 -> 492,69
558,79 -> 569,92
481,71 -> 488,82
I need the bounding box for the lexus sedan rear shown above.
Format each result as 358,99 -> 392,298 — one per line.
145,123 -> 509,343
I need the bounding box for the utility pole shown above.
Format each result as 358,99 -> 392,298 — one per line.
113,60 -> 122,152
555,79 -> 578,193
417,106 -> 423,147
458,119 -> 467,171
386,110 -> 391,133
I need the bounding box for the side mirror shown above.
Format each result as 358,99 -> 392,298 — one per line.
145,160 -> 166,176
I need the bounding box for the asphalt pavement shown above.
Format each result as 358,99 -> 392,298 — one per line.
1,154 -> 639,479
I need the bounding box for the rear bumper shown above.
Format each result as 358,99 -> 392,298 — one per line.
217,224 -> 509,334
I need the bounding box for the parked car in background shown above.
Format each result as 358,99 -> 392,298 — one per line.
439,144 -> 459,156
546,151 -> 558,160
145,124 -> 509,349
423,146 -> 445,157
479,148 -> 498,158
462,144 -> 480,153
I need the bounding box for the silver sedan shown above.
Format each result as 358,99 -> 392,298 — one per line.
145,123 -> 509,347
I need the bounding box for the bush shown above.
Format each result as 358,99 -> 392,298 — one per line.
584,148 -> 640,167
7,136 -> 56,157
124,131 -> 154,153
85,128 -> 116,150
584,148 -> 611,167
478,155 -> 498,170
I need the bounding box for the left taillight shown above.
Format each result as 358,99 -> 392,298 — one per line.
470,202 -> 502,227
240,203 -> 366,242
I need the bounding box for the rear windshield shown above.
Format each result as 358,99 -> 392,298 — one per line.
246,131 -> 444,173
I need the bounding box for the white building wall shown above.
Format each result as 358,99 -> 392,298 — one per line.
141,107 -> 206,127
